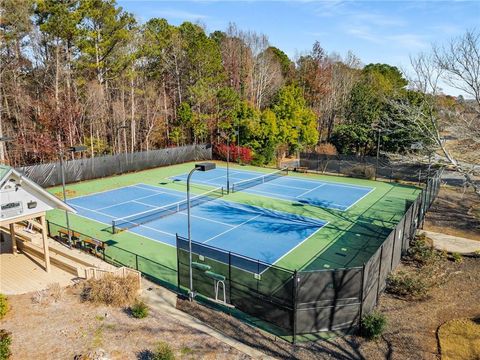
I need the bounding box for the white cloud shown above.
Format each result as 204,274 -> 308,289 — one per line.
345,26 -> 383,43
388,34 -> 429,49
152,9 -> 208,20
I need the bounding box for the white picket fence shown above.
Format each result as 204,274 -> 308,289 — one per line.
84,266 -> 142,288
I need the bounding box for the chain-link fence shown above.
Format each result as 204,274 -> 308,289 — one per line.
293,153 -> 439,183
17,144 -> 212,188
176,169 -> 443,342
44,152 -> 442,342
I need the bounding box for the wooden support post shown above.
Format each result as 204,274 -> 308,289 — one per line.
9,223 -> 17,254
39,215 -> 51,273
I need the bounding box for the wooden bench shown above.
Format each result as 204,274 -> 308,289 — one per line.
295,166 -> 309,173
82,238 -> 106,258
57,229 -> 81,246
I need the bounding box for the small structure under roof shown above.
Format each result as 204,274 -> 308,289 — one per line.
0,165 -> 76,272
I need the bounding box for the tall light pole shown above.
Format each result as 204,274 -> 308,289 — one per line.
236,122 -> 240,164
187,162 -> 216,301
60,145 -> 87,248
217,130 -> 238,193
375,128 -> 381,181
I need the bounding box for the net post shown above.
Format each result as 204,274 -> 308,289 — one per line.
46,220 -> 51,237
112,220 -> 116,234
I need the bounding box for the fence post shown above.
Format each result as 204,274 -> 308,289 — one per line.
376,245 -> 384,303
359,264 -> 366,326
402,214 -> 408,253
46,220 -> 51,237
176,234 -> 181,291
135,254 -> 139,270
228,252 -> 232,303
390,227 -> 398,269
292,270 -> 298,344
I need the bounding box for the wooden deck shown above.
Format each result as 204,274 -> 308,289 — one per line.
0,252 -> 77,295
0,225 -> 116,295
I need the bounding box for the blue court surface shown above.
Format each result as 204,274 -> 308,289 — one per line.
171,168 -> 374,211
67,184 -> 326,270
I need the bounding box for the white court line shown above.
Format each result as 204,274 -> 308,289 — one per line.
67,183 -> 148,201
174,211 -> 235,228
131,200 -> 157,208
69,211 -> 178,249
72,203 -> 116,218
269,221 -> 329,266
80,201 -> 178,238
132,201 -> 235,228
96,191 -> 168,211
280,175 -> 375,190
73,203 -> 177,239
342,186 -> 376,211
241,187 -> 348,210
202,214 -> 262,244
295,184 -> 326,198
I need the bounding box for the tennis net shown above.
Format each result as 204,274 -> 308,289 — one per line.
231,168 -> 288,193
112,186 -> 224,233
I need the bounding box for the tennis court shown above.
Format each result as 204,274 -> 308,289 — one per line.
67,183 -> 326,270
171,167 -> 374,211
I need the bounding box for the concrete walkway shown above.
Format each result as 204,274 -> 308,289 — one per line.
420,230 -> 480,254
141,280 -> 274,360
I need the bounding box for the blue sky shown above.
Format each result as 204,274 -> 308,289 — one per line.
118,1 -> 479,96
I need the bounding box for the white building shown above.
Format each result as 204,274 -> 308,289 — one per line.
0,165 -> 75,272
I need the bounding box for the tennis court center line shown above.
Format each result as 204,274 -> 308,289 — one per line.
237,186 -> 347,209
202,214 -> 262,244
73,202 -> 178,239
284,175 -> 375,190
173,210 -> 235,228
95,191 -> 170,211
295,184 -> 326,198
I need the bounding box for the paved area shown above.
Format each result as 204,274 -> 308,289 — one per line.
420,230 -> 480,254
141,280 -> 274,360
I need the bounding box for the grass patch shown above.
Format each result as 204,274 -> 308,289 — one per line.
438,318 -> 480,360
0,329 -> 12,360
151,341 -> 175,360
0,295 -> 8,320
360,311 -> 387,340
386,271 -> 429,300
81,273 -> 139,307
407,234 -> 446,267
130,300 -> 149,319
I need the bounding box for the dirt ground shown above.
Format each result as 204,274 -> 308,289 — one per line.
178,256 -> 480,360
423,186 -> 480,241
0,285 -> 248,360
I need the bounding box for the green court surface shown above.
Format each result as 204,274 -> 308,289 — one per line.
46,161 -> 421,286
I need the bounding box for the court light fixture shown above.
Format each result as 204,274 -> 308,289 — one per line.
59,145 -> 87,248
187,162 -> 216,301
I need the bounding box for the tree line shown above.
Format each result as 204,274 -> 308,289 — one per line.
1,0 -> 478,171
